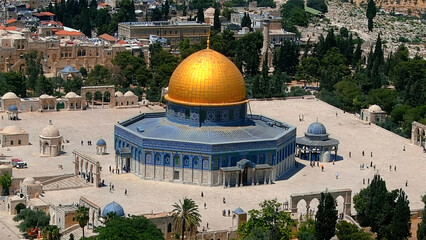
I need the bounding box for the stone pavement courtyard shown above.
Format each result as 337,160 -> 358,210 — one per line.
0,98 -> 425,238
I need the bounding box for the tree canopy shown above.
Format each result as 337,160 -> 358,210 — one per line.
172,197 -> 201,240
93,215 -> 164,240
315,192 -> 338,240
13,209 -> 50,233
0,172 -> 12,196
238,199 -> 295,240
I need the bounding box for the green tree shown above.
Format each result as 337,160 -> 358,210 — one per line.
335,221 -> 374,240
274,40 -> 300,76
238,199 -> 295,240
2,71 -> 26,97
95,215 -> 164,240
221,7 -> 233,21
241,12 -> 252,29
335,79 -> 362,111
42,225 -> 61,240
367,88 -> 398,113
35,76 -> 54,96
298,216 -> 316,240
418,194 -> 426,240
315,192 -> 338,240
213,7 -> 221,31
296,57 -> 320,85
13,209 -> 50,233
87,65 -> 112,86
24,50 -> 44,90
234,31 -> 263,76
152,7 -> 163,21
0,172 -> 12,196
196,7 -> 204,22
390,189 -> 411,240
172,197 -> 201,240
73,206 -> 89,238
163,0 -> 170,19
366,0 -> 377,32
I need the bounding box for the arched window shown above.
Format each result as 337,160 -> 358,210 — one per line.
174,155 -> 180,166
167,223 -> 172,232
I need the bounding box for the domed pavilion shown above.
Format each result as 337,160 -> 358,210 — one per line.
114,47 -> 296,187
39,120 -> 63,156
360,104 -> 387,124
296,122 -> 339,162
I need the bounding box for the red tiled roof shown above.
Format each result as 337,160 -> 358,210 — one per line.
98,3 -> 107,6
99,33 -> 117,42
6,19 -> 17,24
55,30 -> 84,36
4,26 -> 18,31
117,40 -> 127,44
33,12 -> 55,17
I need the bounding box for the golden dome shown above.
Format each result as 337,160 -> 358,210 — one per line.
165,49 -> 248,106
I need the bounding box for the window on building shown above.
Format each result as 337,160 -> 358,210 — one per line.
18,140 -> 21,145
10,140 -> 13,145
167,223 -> 172,232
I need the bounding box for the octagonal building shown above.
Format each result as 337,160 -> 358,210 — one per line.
114,47 -> 296,187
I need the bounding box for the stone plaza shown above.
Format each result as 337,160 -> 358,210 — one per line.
0,98 -> 425,239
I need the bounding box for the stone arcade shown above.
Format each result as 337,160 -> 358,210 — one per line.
114,47 -> 297,187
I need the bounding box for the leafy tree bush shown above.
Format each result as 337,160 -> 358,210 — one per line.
238,199 -> 295,240
0,172 -> 12,196
307,0 -> 328,13
353,175 -> 411,240
335,221 -> 373,240
418,194 -> 426,240
13,209 -> 50,233
94,216 -> 164,240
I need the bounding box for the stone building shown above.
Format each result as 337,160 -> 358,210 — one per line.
63,92 -> 83,110
39,94 -> 57,111
114,47 -> 296,187
39,121 -> 62,157
49,204 -> 78,230
1,92 -> 21,113
114,91 -> 139,107
360,105 -> 387,124
20,177 -> 42,199
117,21 -> 210,51
0,125 -> 29,147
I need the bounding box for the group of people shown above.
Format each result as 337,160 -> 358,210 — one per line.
81,140 -> 93,146
109,165 -> 120,174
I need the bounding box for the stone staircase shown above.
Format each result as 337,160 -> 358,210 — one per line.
43,176 -> 92,191
61,225 -> 96,240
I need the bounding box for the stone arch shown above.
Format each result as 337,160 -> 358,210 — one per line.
291,189 -> 352,216
296,198 -> 308,216
73,150 -> 101,188
335,195 -> 345,214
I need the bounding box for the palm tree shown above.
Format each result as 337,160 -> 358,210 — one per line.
104,211 -> 118,224
172,197 -> 201,240
42,225 -> 61,240
73,206 -> 89,238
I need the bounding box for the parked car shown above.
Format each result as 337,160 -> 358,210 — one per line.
16,161 -> 27,168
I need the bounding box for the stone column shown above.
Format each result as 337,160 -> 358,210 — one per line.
240,170 -> 243,187
268,170 -> 272,184
101,92 -> 104,109
263,170 -> 266,184
227,173 -> 231,188
237,171 -> 240,187
251,169 -> 255,186
222,172 -> 226,188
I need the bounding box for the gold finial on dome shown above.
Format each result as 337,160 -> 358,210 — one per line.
207,32 -> 210,49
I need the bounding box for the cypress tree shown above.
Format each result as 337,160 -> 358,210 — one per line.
366,0 -> 377,32
418,195 -> 426,240
390,190 -> 411,240
352,38 -> 362,66
213,7 -> 221,31
315,192 -> 338,240
196,7 -> 204,23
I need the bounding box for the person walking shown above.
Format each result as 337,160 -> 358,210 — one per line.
362,151 -> 365,156
223,197 -> 226,204
204,202 -> 206,209
201,191 -> 204,197
125,189 -> 127,195
394,166 -> 397,171
405,180 -> 408,187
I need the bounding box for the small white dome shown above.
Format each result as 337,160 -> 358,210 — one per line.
204,7 -> 215,16
2,125 -> 26,134
23,177 -> 35,185
124,91 -> 135,97
115,91 -> 123,97
368,104 -> 382,112
39,94 -> 50,99
2,92 -> 18,99
65,92 -> 77,98
41,122 -> 60,137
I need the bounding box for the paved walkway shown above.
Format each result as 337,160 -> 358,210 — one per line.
0,99 -> 424,233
